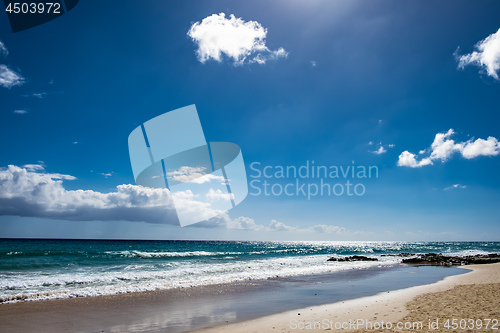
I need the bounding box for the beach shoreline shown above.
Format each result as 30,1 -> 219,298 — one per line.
1,239 -> 499,333
1,263 -> 496,333
193,263 -> 500,333
0,264 -> 462,332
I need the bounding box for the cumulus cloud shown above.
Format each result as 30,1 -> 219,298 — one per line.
373,146 -> 386,155
397,151 -> 432,168
268,219 -> 296,232
0,165 -> 348,235
187,13 -> 288,65
457,28 -> 500,79
371,143 -> 395,155
461,136 -> 500,159
0,165 -> 178,224
397,129 -> 500,167
428,129 -> 462,161
0,65 -> 25,88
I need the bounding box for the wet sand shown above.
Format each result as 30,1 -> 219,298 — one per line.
193,263 -> 500,333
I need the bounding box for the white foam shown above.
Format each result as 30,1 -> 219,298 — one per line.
104,250 -> 244,258
0,255 -> 399,303
442,249 -> 496,257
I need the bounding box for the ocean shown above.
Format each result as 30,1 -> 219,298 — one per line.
1,239 -> 499,304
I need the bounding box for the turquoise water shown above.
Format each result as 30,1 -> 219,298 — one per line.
1,239 -> 498,303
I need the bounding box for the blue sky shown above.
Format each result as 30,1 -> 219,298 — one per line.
1,0 -> 499,241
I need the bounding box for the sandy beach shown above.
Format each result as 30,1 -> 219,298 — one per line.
194,263 -> 500,333
0,263 -> 498,333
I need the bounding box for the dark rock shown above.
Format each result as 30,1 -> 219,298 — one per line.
402,253 -> 500,266
327,255 -> 378,262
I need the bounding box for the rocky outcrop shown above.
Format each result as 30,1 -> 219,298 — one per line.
327,255 -> 378,262
402,253 -> 500,266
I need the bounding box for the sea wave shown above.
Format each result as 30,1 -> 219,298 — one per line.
104,250 -> 245,258
2,241 -> 499,304
0,254 -> 398,303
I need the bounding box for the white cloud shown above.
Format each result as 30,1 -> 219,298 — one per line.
0,165 -> 248,228
372,146 -> 386,155
13,110 -> 28,114
429,129 -> 462,161
22,92 -> 47,98
398,129 -> 500,168
32,92 -> 47,98
444,184 -> 467,191
99,172 -> 113,178
236,216 -> 262,230
205,188 -> 234,202
167,166 -> 226,184
0,40 -> 26,89
0,165 -> 349,234
461,136 -> 500,159
22,164 -> 45,172
397,151 -> 433,167
311,61 -> 317,67
196,215 -> 346,235
0,41 -> 8,58
371,143 -> 395,155
0,65 -> 25,88
266,220 -> 346,234
268,219 -> 296,232
249,47 -> 288,64
195,214 -> 264,231
309,224 -> 346,234
0,165 -> 178,224
457,28 -> 500,79
187,13 -> 288,65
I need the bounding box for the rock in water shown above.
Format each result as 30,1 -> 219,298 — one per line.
327,255 -> 378,262
402,253 -> 500,266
